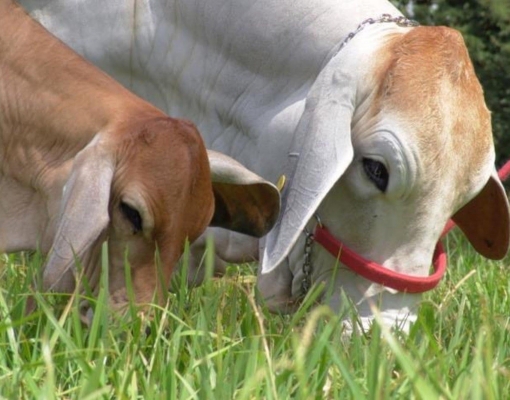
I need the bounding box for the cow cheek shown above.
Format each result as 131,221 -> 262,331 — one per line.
106,233 -> 157,308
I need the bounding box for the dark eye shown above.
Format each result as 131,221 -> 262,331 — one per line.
362,158 -> 389,192
120,201 -> 143,233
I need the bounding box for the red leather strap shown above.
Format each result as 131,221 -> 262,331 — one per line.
314,225 -> 447,293
498,160 -> 510,181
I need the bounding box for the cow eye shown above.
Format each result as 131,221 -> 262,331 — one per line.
362,158 -> 389,192
120,201 -> 143,233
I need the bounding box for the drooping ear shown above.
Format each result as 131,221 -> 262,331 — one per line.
261,54 -> 356,274
207,150 -> 280,237
43,134 -> 115,292
452,170 -> 510,260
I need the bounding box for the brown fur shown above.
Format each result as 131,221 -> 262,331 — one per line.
373,26 -> 493,201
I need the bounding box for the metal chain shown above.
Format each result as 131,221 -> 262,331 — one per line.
300,15 -> 418,298
332,14 -> 419,58
301,228 -> 315,296
300,215 -> 323,297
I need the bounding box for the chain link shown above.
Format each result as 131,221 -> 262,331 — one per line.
300,14 -> 418,298
300,215 -> 322,297
333,14 -> 419,57
301,229 -> 315,296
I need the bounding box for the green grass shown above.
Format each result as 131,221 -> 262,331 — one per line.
0,231 -> 509,399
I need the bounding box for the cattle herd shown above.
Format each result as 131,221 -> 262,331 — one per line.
0,0 -> 508,331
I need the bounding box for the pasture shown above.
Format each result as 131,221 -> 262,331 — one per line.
0,232 -> 509,399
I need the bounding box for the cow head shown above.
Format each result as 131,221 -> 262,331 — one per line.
41,116 -> 280,313
259,25 -> 509,330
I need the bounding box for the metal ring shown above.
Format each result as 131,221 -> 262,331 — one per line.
313,214 -> 323,227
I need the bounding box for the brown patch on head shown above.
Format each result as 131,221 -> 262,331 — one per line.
116,116 -> 214,239
107,114 -> 214,306
375,26 -> 493,200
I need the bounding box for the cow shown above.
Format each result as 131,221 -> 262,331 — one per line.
0,0 -> 279,316
21,0 -> 510,330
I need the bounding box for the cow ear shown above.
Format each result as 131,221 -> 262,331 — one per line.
43,135 -> 115,293
260,57 -> 355,274
207,150 -> 280,237
452,170 -> 510,260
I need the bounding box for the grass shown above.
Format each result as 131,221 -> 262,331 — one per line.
0,231 -> 509,399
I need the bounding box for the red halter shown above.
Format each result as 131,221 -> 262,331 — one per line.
314,225 -> 446,293
313,160 -> 510,293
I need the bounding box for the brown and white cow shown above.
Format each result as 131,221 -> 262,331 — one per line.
0,0 -> 279,313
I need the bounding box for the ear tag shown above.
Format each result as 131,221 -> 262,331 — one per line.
276,175 -> 286,192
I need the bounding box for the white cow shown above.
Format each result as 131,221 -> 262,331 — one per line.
21,0 -> 510,329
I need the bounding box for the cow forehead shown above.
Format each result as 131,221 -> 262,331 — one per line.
115,116 -> 206,175
373,26 -> 493,191
112,117 -> 212,221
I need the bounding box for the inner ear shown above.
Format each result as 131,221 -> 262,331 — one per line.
452,173 -> 510,259
120,201 -> 143,234
210,182 -> 277,237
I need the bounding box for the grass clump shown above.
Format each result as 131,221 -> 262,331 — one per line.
0,231 -> 509,399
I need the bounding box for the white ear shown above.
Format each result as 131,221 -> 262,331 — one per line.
43,135 -> 115,292
261,55 -> 356,274
207,150 -> 280,237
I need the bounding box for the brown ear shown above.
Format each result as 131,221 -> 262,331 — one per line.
207,151 -> 280,237
452,171 -> 510,260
